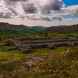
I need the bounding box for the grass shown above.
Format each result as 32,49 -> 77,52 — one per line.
47,32 -> 78,38
31,47 -> 68,56
32,48 -> 50,56
0,29 -> 78,77
0,52 -> 25,62
0,46 -> 77,78
0,47 -> 26,62
0,30 -> 78,39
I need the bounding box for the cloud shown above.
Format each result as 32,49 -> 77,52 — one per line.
27,0 -> 64,13
62,5 -> 78,14
0,0 -> 64,16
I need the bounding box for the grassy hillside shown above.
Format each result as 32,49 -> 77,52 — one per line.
0,23 -> 78,78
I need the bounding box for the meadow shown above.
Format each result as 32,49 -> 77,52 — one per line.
0,24 -> 78,78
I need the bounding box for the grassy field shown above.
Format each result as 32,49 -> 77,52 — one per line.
0,28 -> 78,39
0,28 -> 78,78
0,46 -> 78,78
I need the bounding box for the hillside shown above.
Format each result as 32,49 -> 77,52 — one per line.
0,22 -> 78,78
0,22 -> 78,31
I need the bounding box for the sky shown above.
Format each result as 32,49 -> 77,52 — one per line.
64,0 -> 78,6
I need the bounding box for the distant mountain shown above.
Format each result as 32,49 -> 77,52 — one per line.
0,22 -> 46,32
0,22 -> 78,33
47,24 -> 78,32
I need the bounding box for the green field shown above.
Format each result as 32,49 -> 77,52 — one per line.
0,46 -> 78,78
0,27 -> 78,78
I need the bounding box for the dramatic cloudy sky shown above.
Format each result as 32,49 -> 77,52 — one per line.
0,0 -> 78,17
2,0 -> 64,15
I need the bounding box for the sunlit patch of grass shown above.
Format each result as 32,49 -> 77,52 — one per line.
0,51 -> 26,62
32,48 -> 50,56
31,47 -> 75,57
52,47 -> 68,54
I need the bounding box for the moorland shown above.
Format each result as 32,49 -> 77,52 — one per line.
0,23 -> 78,78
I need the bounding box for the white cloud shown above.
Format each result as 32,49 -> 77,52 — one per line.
0,0 -> 64,17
